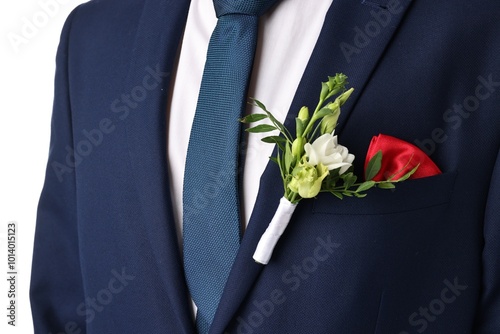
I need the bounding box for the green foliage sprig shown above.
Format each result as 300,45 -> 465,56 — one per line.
241,74 -> 418,204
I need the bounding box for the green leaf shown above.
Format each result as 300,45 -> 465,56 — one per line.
343,192 -> 353,197
296,118 -> 305,137
261,135 -> 286,144
252,98 -> 267,111
269,156 -> 279,165
341,172 -> 357,189
365,150 -> 382,180
354,192 -> 368,198
323,172 -> 339,190
315,106 -> 335,119
335,88 -> 354,107
252,100 -> 291,141
240,113 -> 268,123
377,182 -> 396,189
396,164 -> 420,182
320,82 -> 329,101
356,181 -> 376,192
246,124 -> 277,133
265,110 -> 288,137
261,136 -> 286,151
284,142 -> 294,172
331,191 -> 343,200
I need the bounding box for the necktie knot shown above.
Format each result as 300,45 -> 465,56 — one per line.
214,0 -> 280,18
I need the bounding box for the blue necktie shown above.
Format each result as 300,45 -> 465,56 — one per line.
183,0 -> 280,332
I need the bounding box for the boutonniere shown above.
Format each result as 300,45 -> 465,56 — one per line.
242,74 -> 441,265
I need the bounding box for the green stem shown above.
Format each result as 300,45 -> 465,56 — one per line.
271,119 -> 292,143
289,191 -> 299,204
309,119 -> 323,140
302,98 -> 325,140
323,180 -> 386,193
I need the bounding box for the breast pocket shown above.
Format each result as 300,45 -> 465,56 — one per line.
281,171 -> 460,334
307,170 -> 459,255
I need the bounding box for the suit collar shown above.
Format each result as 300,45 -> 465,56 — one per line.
123,0 -> 194,333
210,0 -> 414,332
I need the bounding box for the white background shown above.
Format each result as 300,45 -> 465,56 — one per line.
0,1 -> 88,333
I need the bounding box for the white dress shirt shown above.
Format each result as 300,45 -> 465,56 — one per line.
168,0 -> 333,242
167,0 -> 333,316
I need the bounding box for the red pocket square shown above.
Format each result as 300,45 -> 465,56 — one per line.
364,134 -> 442,181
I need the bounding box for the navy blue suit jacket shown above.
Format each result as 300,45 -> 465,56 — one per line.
30,0 -> 500,333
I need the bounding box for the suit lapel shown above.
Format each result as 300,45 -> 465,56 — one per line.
287,0 -> 415,137
210,164 -> 284,334
123,0 -> 194,333
210,0 -> 414,332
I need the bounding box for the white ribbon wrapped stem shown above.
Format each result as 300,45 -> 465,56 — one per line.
253,197 -> 297,265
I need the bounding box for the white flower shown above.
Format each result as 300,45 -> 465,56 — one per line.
304,132 -> 355,175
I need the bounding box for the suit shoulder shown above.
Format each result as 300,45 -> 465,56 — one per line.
60,0 -> 144,56
73,0 -> 143,21
66,0 -> 144,37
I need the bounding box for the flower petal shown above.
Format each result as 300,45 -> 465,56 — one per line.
305,133 -> 354,172
304,143 -> 318,165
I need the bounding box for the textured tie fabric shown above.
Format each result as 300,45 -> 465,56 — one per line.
182,1 -> 281,333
